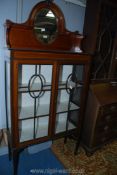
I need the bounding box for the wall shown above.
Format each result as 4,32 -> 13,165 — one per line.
0,0 -> 18,129
0,0 -> 86,129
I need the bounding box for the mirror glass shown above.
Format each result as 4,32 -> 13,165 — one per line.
34,8 -> 58,44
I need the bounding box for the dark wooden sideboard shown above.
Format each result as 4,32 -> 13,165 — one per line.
81,82 -> 117,155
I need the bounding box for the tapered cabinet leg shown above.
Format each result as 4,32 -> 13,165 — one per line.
74,138 -> 80,155
8,142 -> 12,161
12,149 -> 20,175
64,135 -> 68,144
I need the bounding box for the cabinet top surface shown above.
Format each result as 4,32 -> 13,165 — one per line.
90,83 -> 117,105
9,49 -> 92,63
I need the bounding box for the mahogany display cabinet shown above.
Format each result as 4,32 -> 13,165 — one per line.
5,1 -> 91,174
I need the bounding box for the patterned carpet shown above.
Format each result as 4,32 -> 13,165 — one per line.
52,138 -> 117,175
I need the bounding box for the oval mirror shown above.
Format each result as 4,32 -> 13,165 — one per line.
34,8 -> 58,44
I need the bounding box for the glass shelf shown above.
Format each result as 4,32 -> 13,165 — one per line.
19,116 -> 49,142
19,82 -> 52,93
19,101 -> 79,120
56,121 -> 75,133
56,101 -> 79,114
55,113 -> 76,134
19,104 -> 50,119
18,81 -> 83,93
19,113 -> 76,142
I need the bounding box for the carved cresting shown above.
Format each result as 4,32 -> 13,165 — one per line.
6,1 -> 84,52
46,0 -> 54,4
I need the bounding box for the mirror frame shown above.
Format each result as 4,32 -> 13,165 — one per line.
28,1 -> 66,34
34,8 -> 58,44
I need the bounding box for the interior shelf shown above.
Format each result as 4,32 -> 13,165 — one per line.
19,104 -> 50,119
20,126 -> 48,142
55,113 -> 76,134
19,82 -> 52,92
19,113 -> 76,142
18,81 -> 83,93
20,116 -> 49,142
57,101 -> 79,113
19,101 -> 79,120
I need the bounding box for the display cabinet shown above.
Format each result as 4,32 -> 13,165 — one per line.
5,1 -> 91,175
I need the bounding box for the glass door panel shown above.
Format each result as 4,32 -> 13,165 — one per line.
55,64 -> 84,134
18,64 -> 52,142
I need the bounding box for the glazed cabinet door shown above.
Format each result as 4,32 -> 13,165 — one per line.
55,63 -> 85,135
12,61 -> 54,145
8,59 -> 89,147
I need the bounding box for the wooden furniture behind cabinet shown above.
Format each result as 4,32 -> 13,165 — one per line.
5,1 -> 91,175
83,0 -> 117,80
82,83 -> 117,155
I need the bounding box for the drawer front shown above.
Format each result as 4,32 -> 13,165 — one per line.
92,130 -> 116,147
95,119 -> 117,133
85,103 -> 117,148
97,108 -> 117,125
100,103 -> 117,115
92,118 -> 117,147
97,114 -> 117,127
